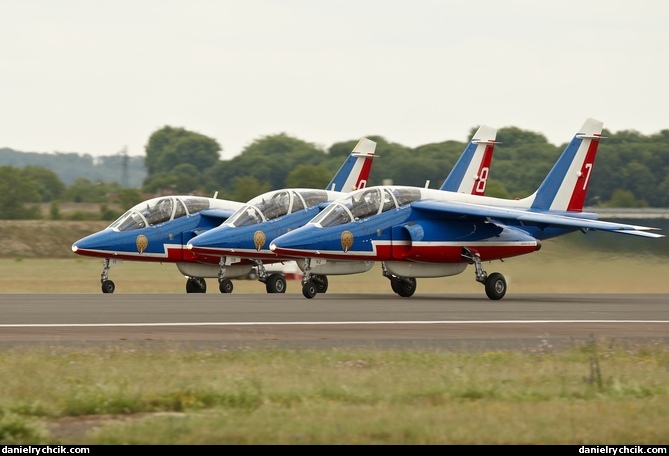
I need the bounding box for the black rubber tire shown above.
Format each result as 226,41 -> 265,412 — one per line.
485,272 -> 506,300
186,278 -> 207,293
314,275 -> 328,293
390,276 -> 401,294
302,281 -> 317,299
219,278 -> 234,293
101,280 -> 115,294
396,277 -> 417,298
266,273 -> 287,293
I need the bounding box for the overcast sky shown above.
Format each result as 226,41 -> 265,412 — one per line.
2,0 -> 667,160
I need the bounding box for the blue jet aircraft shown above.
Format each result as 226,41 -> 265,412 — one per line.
72,195 -> 244,293
269,118 -> 664,299
71,137 -> 376,293
186,137 -> 377,294
186,125 -> 498,294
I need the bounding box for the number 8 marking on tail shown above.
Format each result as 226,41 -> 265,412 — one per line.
475,167 -> 489,194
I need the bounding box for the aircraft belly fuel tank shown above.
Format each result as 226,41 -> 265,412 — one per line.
384,261 -> 467,278
297,259 -> 374,275
176,262 -> 252,279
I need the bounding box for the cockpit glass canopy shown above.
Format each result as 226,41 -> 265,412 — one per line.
311,187 -> 421,227
108,196 -> 211,231
225,189 -> 330,227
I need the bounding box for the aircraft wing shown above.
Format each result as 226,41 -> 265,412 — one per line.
410,200 -> 665,238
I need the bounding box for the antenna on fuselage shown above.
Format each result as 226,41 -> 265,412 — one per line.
424,180 -> 430,188
213,191 -> 218,199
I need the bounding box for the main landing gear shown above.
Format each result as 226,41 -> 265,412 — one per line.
264,270 -> 287,293
462,248 -> 507,300
215,257 -> 287,294
378,251 -> 507,300
381,263 -> 417,297
186,277 -> 207,293
300,258 -> 329,299
391,276 -> 417,297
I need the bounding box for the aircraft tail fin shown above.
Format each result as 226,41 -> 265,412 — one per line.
526,118 -> 604,212
326,138 -> 376,192
440,125 -> 497,195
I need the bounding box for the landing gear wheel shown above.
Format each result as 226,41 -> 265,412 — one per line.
302,281 -> 317,299
266,273 -> 287,293
485,273 -> 506,300
313,275 -> 328,293
219,278 -> 234,293
101,280 -> 115,294
390,276 -> 401,294
186,278 -> 206,293
396,277 -> 417,298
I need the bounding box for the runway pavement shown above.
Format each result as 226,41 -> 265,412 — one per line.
1,293 -> 668,350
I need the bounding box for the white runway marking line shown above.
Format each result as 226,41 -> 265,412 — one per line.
1,320 -> 669,328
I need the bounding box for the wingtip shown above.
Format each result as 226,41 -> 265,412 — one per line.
615,228 -> 665,238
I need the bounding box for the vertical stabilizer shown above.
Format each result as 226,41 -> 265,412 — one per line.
440,125 -> 497,195
528,118 -> 603,212
326,138 -> 376,192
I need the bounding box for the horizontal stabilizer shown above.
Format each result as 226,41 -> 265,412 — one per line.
472,138 -> 500,145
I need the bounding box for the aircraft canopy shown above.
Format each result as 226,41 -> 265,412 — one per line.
312,187 -> 421,227
108,196 -> 213,231
225,189 -> 331,227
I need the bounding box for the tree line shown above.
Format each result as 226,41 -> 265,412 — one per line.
1,124 -> 668,220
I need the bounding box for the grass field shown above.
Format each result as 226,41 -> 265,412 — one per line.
1,342 -> 668,444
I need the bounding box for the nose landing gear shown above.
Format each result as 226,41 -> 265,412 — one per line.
300,258 -> 329,299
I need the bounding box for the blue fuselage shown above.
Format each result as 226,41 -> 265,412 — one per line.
187,206 -> 323,261
72,214 -> 221,263
269,206 -> 576,263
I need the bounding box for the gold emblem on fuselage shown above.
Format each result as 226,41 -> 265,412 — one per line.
341,230 -> 354,253
254,230 -> 266,251
136,234 -> 149,254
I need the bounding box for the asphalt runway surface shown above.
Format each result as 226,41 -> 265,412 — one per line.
1,293 -> 668,351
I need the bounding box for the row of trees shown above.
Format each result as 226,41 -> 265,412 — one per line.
2,124 -> 669,220
0,165 -> 143,219
143,125 -> 669,207
0,148 -> 145,187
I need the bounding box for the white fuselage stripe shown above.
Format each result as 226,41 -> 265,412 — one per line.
78,243 -> 183,259
280,239 -> 536,258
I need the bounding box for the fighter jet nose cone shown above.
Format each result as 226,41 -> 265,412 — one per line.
71,243 -> 78,252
